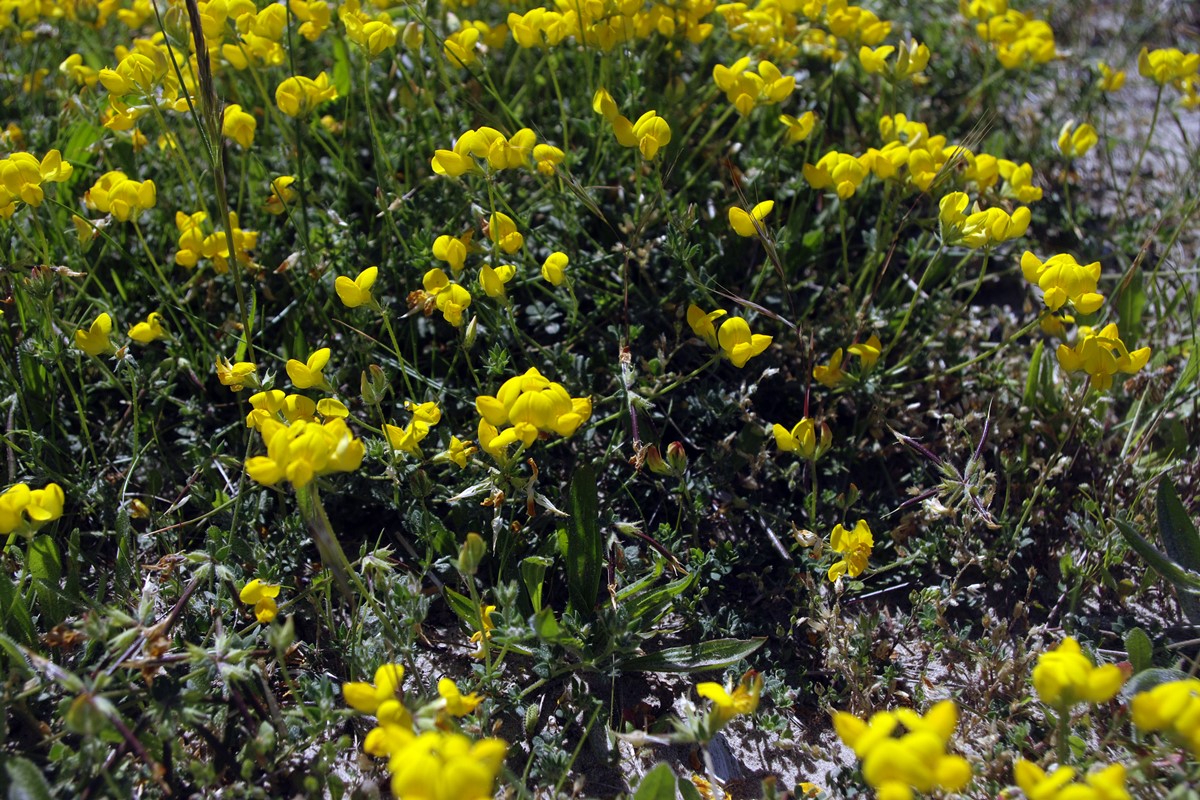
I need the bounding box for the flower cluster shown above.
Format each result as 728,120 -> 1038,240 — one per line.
712,56 -> 795,116
828,519 -> 873,581
1055,324 -> 1151,391
475,368 -> 592,460
965,0 -> 1057,70
85,171 -> 156,223
0,149 -> 72,217
813,335 -> 881,388
342,664 -> 504,800
245,390 -> 348,432
385,401 -> 442,458
0,482 -> 65,538
275,72 -> 338,118
1031,636 -> 1125,710
1130,678 -> 1200,757
938,192 -> 1031,248
1013,761 -> 1129,800
859,39 -> 930,83
175,211 -> 259,273
593,88 -> 672,160
244,417 -> 365,488
686,304 -> 773,368
833,700 -> 973,798
1021,251 -> 1104,314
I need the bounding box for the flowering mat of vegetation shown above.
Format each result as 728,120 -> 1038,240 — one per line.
2,0 -> 1200,796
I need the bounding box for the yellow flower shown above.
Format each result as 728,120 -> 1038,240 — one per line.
1032,636 -> 1125,709
222,103 -> 257,148
244,417 -> 364,487
474,368 -> 591,457
779,111 -> 817,143
717,317 -> 772,368
1096,61 -> 1126,92
828,519 -> 872,581
437,678 -> 482,716
813,348 -> 846,388
847,334 -> 882,372
469,604 -> 497,658
1057,121 -> 1098,159
533,143 -> 564,175
265,176 -> 298,215
335,266 -> 379,309
687,304 -> 726,349
834,701 -> 971,799
728,200 -> 774,237
1014,761 -> 1129,800
216,356 -> 258,392
803,150 -> 869,199
432,233 -> 470,275
697,670 -> 762,732
541,252 -> 568,286
772,418 -> 832,461
0,482 -> 65,537
423,268 -> 473,327
128,312 -> 166,344
1137,47 -> 1200,86
386,731 -> 507,800
480,264 -> 516,298
343,663 -> 406,715
75,312 -> 114,356
286,347 -> 334,391
1021,251 -> 1104,313
487,212 -> 524,254
437,436 -> 477,469
86,171 -> 156,222
1056,323 -> 1151,390
275,72 -> 338,117
239,579 -> 280,623
1130,678 -> 1200,757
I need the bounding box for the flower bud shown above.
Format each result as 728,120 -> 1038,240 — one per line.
457,532 -> 486,576
666,441 -> 688,475
360,364 -> 386,406
463,316 -> 478,350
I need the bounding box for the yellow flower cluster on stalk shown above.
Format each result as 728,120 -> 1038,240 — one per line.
339,0 -> 400,57
475,367 -> 592,460
0,482 -> 65,538
833,700 -> 972,799
275,72 -> 338,117
1057,121 -> 1098,159
712,56 -> 795,116
85,171 -> 156,222
1031,636 -> 1125,710
593,88 -> 672,160
506,0 -> 716,51
174,211 -> 258,273
1056,324 -> 1151,391
1130,678 -> 1200,757
245,390 -> 348,432
828,519 -> 872,581
0,149 -> 72,217
1013,761 -> 1130,800
963,0 -> 1057,70
687,304 -> 773,368
342,664 -> 504,800
813,335 -> 881,388
244,416 -> 364,488
432,127 -> 542,176
217,356 -> 258,392
385,401 -> 442,458
858,39 -> 930,83
937,192 -> 1031,248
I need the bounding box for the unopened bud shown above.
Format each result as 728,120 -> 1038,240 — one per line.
457,532 -> 486,575
360,364 -> 386,405
645,445 -> 670,476
409,468 -> 432,498
463,316 -> 478,350
665,441 -> 688,475
162,5 -> 189,45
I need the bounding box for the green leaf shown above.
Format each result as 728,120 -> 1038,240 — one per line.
1024,340 -> 1044,407
566,467 -> 603,619
520,556 -> 552,614
330,37 -> 352,101
1113,519 -> 1200,591
625,572 -> 697,625
617,637 -> 766,673
633,764 -> 677,800
0,574 -> 35,645
1168,340 -> 1198,401
1117,266 -> 1146,343
678,776 -> 703,800
1124,627 -> 1153,673
4,755 -> 55,800
1158,478 -> 1200,572
27,536 -> 61,585
443,587 -> 475,625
